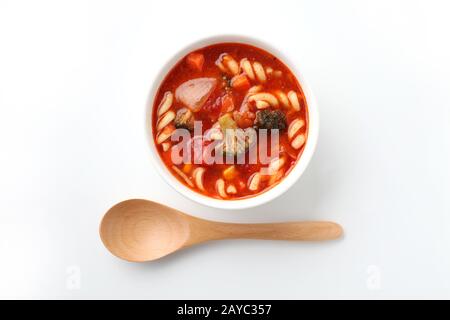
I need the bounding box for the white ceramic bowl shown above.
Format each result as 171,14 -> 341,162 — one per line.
146,35 -> 319,210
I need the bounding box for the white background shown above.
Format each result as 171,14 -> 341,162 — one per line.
1,0 -> 449,299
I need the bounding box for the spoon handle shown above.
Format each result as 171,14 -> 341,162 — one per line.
202,221 -> 343,241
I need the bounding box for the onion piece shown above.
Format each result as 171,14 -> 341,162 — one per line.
192,167 -> 206,191
291,134 -> 306,149
216,178 -> 227,198
248,172 -> 261,191
172,166 -> 194,187
288,118 -> 305,139
287,91 -> 300,111
175,78 -> 217,112
157,92 -> 173,117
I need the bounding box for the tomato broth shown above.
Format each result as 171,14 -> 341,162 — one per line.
152,43 -> 308,200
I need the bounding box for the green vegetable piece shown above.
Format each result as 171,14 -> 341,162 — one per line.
218,113 -> 237,130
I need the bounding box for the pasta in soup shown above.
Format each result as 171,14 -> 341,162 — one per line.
152,43 -> 308,200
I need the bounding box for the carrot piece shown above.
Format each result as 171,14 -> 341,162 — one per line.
182,163 -> 193,174
230,74 -> 251,91
186,53 -> 204,72
223,165 -> 238,180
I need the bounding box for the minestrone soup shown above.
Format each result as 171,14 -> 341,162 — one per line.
152,43 -> 308,200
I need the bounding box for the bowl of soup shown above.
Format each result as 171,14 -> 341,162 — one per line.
146,35 -> 319,209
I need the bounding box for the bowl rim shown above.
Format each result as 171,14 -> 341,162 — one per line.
145,34 -> 319,210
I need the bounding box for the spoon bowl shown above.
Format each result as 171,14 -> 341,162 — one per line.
100,199 -> 343,262
100,200 -> 192,261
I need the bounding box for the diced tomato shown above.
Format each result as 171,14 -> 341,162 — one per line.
233,110 -> 255,128
201,95 -> 222,123
221,94 -> 235,113
186,53 -> 205,72
236,179 -> 246,191
230,74 -> 251,91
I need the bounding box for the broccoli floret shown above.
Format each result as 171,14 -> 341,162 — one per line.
255,110 -> 287,131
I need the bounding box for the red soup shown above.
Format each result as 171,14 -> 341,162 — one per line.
152,43 -> 308,200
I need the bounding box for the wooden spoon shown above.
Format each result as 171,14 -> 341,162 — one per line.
100,199 -> 343,262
